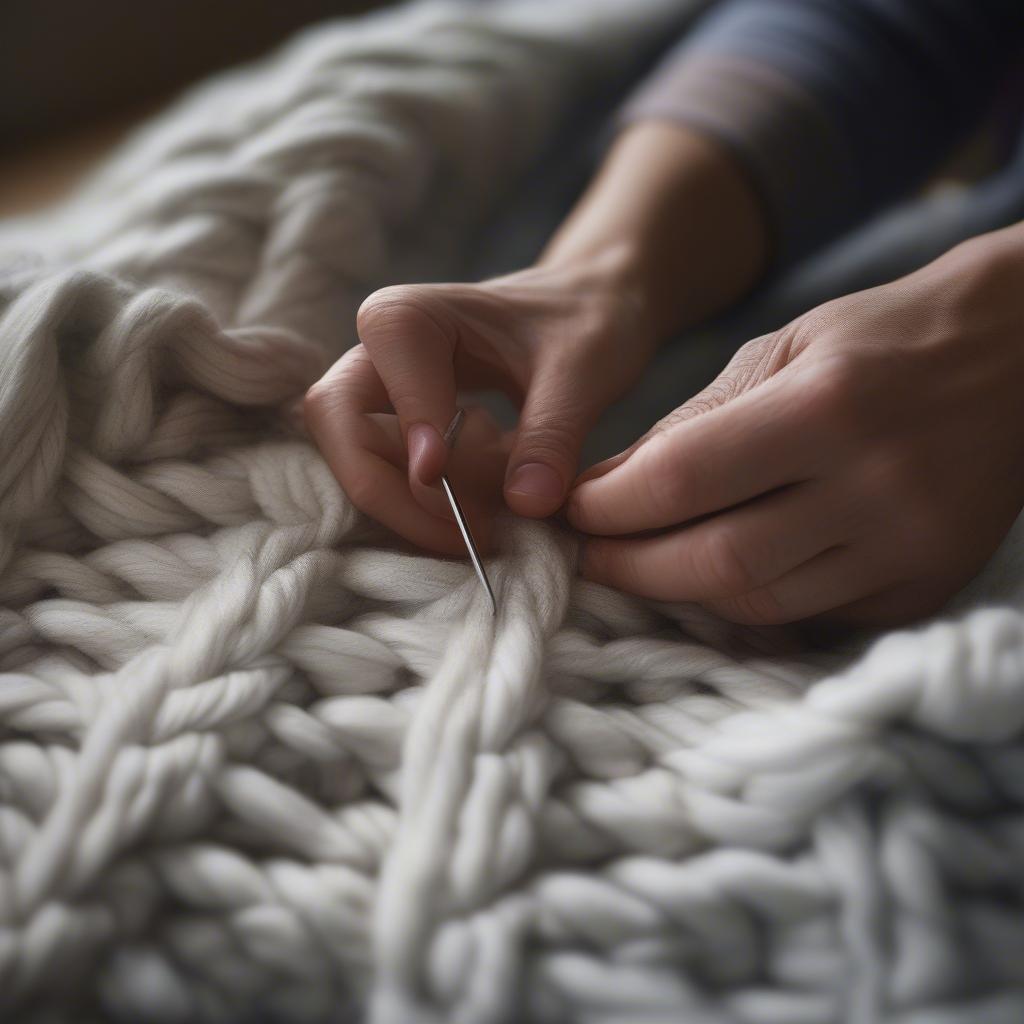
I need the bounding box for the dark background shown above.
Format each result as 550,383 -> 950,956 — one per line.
0,1 -> 389,151
0,2 -> 391,215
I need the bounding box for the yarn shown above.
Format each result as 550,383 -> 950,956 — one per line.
2,1 -> 1024,1022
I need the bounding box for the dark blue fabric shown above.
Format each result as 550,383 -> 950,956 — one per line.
681,0 -> 1024,250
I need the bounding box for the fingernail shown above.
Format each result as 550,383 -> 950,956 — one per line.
506,462 -> 564,503
407,423 -> 442,484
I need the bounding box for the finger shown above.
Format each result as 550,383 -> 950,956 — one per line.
391,403 -> 503,520
504,358 -> 601,517
308,343 -> 456,516
579,481 -> 842,602
358,456 -> 492,556
436,406 -> 509,533
305,348 -> 481,554
306,349 -> 506,530
356,285 -> 460,485
365,412 -> 449,519
567,372 -> 817,535
374,409 -> 504,554
572,332 -> 787,489
704,546 -> 882,625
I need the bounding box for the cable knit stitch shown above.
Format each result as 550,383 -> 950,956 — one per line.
1,2 -> 1024,1022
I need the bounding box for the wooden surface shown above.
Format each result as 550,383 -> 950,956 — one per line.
0,108 -> 152,219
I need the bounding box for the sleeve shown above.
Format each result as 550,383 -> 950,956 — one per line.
621,0 -> 1024,265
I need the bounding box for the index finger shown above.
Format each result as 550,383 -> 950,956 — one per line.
304,346 -> 471,555
356,286 -> 459,485
566,373 -> 817,535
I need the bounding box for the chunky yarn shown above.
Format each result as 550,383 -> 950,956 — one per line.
2,2 -> 1024,1022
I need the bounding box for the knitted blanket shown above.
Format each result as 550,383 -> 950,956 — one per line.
2,2 -> 1024,1022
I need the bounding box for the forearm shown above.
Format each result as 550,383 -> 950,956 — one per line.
926,216 -> 1024,332
538,120 -> 769,345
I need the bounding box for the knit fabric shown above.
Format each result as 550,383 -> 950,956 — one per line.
2,2 -> 1024,1022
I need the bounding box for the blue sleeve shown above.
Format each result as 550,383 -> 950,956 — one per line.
622,0 -> 1024,264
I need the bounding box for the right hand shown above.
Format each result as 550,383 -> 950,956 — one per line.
303,261 -> 655,555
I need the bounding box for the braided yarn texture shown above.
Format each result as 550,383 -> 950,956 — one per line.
2,2 -> 1024,1021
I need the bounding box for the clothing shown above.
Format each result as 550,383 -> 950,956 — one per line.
622,0 -> 1024,264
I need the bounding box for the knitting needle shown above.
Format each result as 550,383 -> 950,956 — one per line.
440,408 -> 498,617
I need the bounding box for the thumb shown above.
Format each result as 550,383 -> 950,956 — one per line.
574,330 -> 788,488
356,285 -> 458,486
504,362 -> 595,518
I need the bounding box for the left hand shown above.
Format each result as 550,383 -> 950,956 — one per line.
567,227 -> 1024,626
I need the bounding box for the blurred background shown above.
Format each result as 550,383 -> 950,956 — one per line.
0,1 -> 390,215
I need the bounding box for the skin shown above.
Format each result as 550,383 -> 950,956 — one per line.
304,120 -> 1024,626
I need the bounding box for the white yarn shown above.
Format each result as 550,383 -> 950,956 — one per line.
2,1 -> 1024,1022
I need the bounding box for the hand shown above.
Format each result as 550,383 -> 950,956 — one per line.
303,259 -> 654,555
305,120 -> 767,556
568,227 -> 1024,626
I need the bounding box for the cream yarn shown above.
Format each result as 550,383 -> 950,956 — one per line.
2,2 -> 1024,1022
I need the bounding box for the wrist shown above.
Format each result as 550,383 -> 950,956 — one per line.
537,121 -> 769,346
926,222 -> 1024,331
536,240 -> 655,344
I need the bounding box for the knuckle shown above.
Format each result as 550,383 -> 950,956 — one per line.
694,527 -> 755,596
736,329 -> 794,379
641,436 -> 697,520
303,351 -> 370,421
663,375 -> 744,425
662,332 -> 789,428
802,353 -> 866,433
707,339 -> 774,401
356,285 -> 451,349
356,287 -> 403,337
302,380 -> 333,423
518,419 -> 580,468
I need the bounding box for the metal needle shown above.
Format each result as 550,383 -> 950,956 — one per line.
440,408 -> 497,616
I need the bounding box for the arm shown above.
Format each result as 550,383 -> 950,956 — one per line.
537,120 -> 768,342
622,0 -> 1024,265
569,215 -> 1024,626
307,0 -> 1024,558
305,120 -> 771,547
